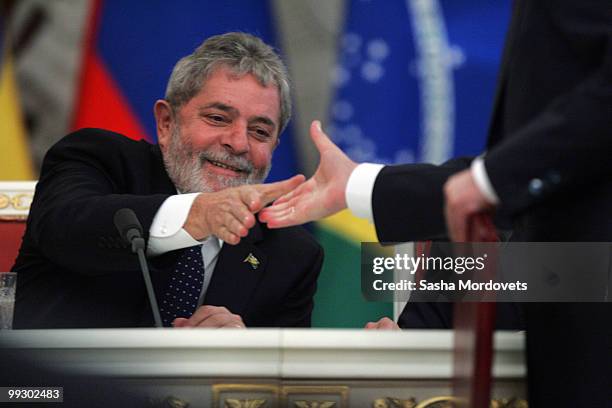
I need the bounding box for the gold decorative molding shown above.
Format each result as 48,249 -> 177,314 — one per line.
224,399 -> 267,408
490,399 -> 528,408
373,397 -> 417,408
0,192 -> 33,211
12,193 -> 32,211
372,397 -> 527,408
0,194 -> 9,209
212,384 -> 279,408
415,396 -> 459,408
212,384 -> 526,408
214,385 -> 350,408
0,182 -> 36,218
294,401 -> 336,408
282,386 -> 348,408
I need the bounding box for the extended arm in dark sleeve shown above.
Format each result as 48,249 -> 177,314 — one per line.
372,157 -> 473,242
26,130 -> 171,276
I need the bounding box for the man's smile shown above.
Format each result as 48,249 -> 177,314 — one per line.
205,158 -> 247,173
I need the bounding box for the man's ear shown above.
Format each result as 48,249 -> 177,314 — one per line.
154,99 -> 174,150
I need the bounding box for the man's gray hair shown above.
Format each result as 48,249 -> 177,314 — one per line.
165,32 -> 292,134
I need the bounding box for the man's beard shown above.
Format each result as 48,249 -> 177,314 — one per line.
162,126 -> 271,193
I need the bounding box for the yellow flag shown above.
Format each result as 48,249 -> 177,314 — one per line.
0,48 -> 34,180
318,209 -> 378,243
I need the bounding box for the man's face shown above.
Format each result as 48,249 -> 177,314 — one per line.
159,66 -> 280,193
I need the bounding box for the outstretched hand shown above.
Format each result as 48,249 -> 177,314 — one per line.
259,120 -> 357,228
184,174 -> 305,244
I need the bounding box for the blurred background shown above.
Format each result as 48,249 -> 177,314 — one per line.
0,0 -> 510,327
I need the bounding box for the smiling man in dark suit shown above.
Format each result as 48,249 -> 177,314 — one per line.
13,32 -> 322,329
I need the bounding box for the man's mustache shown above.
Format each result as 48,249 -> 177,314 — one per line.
197,151 -> 254,175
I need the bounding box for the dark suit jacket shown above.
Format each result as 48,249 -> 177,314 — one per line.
371,1 -> 612,405
12,128 -> 323,329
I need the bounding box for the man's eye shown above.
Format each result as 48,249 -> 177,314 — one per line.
207,114 -> 227,123
250,128 -> 271,139
202,113 -> 230,126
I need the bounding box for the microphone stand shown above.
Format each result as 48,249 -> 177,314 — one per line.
129,234 -> 163,328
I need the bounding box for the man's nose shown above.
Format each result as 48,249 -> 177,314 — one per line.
221,124 -> 249,155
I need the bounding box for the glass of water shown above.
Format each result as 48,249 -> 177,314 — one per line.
0,273 -> 17,329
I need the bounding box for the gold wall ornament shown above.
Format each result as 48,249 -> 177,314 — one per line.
414,396 -> 459,408
10,193 -> 33,211
212,384 -> 278,408
0,192 -> 33,212
294,401 -> 336,408
372,397 -> 417,408
224,399 -> 267,408
490,399 -> 528,408
0,182 -> 36,216
281,386 -> 348,408
372,397 -> 526,408
0,194 -> 9,209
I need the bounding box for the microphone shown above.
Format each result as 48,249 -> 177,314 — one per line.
113,208 -> 163,328
114,208 -> 145,251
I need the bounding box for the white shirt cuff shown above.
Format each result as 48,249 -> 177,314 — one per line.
346,163 -> 385,221
147,193 -> 201,256
471,156 -> 500,205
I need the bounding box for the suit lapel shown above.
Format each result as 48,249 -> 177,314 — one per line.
203,222 -> 267,316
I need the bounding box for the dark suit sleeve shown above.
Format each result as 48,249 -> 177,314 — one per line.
26,129 -> 171,276
372,157 -> 472,242
274,242 -> 324,327
485,1 -> 612,215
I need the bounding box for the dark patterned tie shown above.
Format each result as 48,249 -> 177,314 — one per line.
160,245 -> 204,327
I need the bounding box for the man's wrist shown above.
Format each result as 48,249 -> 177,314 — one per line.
471,156 -> 500,205
183,193 -> 209,240
345,163 -> 385,221
148,193 -> 202,256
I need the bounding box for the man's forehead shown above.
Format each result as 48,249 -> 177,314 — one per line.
191,69 -> 281,127
199,67 -> 276,95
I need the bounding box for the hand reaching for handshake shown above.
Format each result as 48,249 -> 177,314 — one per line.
183,174 -> 305,245
259,121 -> 357,228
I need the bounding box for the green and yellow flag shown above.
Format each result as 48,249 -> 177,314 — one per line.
0,13 -> 34,180
312,212 -> 392,327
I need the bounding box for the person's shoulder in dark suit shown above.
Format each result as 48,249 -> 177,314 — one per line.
39,128 -> 161,176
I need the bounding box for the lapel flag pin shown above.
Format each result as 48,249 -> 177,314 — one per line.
243,253 -> 260,270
